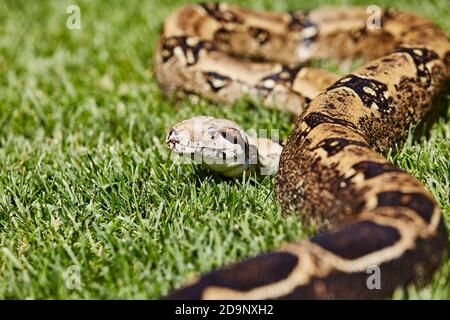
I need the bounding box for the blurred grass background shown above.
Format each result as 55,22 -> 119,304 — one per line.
0,0 -> 448,299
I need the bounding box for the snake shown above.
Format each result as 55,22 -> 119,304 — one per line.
155,2 -> 450,299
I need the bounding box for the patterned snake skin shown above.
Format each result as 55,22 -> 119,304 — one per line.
155,3 -> 450,299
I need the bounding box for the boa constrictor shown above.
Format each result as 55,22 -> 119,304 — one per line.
156,3 -> 450,299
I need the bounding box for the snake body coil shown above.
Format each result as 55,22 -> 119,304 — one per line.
155,3 -> 450,299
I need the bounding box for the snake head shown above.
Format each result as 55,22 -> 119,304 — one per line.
166,116 -> 253,176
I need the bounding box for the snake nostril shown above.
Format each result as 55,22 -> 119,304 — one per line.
167,139 -> 178,149
167,128 -> 180,148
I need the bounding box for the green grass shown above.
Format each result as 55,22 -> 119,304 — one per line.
0,0 -> 448,299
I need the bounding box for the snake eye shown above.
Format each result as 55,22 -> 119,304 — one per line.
207,127 -> 217,139
219,128 -> 246,147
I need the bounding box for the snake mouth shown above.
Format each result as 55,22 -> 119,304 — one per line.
168,141 -> 247,166
168,140 -> 240,154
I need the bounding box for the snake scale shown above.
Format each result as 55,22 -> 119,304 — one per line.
155,3 -> 450,299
